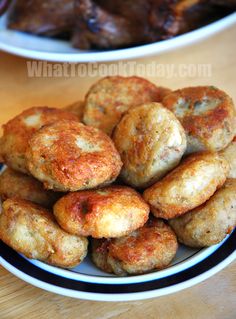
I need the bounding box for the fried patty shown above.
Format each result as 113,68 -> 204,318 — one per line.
0,198 -> 88,268
143,152 -> 229,219
63,100 -> 85,121
0,168 -> 60,208
0,106 -> 78,173
162,86 -> 236,154
26,120 -> 122,192
91,218 -> 178,276
83,76 -> 171,135
53,185 -> 150,238
113,102 -> 187,188
169,179 -> 236,247
220,136 -> 236,178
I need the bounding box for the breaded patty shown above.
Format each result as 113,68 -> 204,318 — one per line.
113,103 -> 187,188
0,106 -> 78,173
64,100 -> 85,121
91,238 -> 113,274
53,186 -> 150,238
26,120 -> 122,192
143,152 -> 229,219
162,86 -> 236,154
220,137 -> 236,178
83,76 -> 171,135
169,179 -> 236,247
0,198 -> 88,268
0,168 -> 59,208
91,218 -> 178,276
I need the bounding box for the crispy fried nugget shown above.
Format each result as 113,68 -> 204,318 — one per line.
53,186 -> 150,238
26,120 -> 122,192
143,152 -> 229,219
83,76 -> 171,135
91,218 -> 178,276
0,168 -> 60,208
0,107 -> 78,173
63,101 -> 85,121
0,198 -> 88,268
220,136 -> 236,178
91,238 -> 113,274
113,103 -> 187,188
162,86 -> 236,154
169,179 -> 236,247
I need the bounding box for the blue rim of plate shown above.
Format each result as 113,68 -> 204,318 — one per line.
0,162 -> 235,300
0,229 -> 235,301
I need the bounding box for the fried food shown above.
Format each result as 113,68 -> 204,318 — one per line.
162,86 -> 236,154
91,238 -> 113,274
0,0 -> 10,16
73,0 -> 232,49
8,0 -> 74,36
73,0 -> 148,49
83,76 -> 171,135
0,198 -> 88,268
0,168 -> 59,208
91,218 -> 178,276
169,179 -> 236,247
63,101 -> 85,121
113,103 -> 187,188
220,137 -> 236,178
26,120 -> 122,192
143,152 -> 229,219
0,106 -> 78,174
53,186 -> 150,238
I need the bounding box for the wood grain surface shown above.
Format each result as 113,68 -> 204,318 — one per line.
0,24 -> 236,319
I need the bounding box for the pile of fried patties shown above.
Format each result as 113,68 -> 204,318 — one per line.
0,76 -> 235,277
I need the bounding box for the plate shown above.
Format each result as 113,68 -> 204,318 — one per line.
0,165 -> 235,301
0,12 -> 235,62
0,231 -> 235,301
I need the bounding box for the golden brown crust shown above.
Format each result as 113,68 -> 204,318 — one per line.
26,120 -> 122,192
220,137 -> 236,178
0,198 -> 88,268
83,76 -> 171,135
63,101 -> 85,121
162,86 -> 236,154
91,238 -> 113,274
113,102 -> 187,188
169,179 -> 236,247
91,218 -> 178,276
0,168 -> 60,208
143,152 -> 229,219
53,185 -> 150,238
0,106 -> 78,173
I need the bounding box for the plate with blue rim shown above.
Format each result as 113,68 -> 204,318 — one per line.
0,163 -> 235,301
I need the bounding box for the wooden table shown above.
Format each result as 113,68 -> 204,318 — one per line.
0,25 -> 236,319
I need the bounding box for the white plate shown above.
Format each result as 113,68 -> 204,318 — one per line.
0,232 -> 235,301
0,12 -> 235,62
0,160 -> 235,301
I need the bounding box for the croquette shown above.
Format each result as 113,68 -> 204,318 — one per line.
83,76 -> 171,135
53,185 -> 150,238
91,218 -> 178,276
169,179 -> 236,247
26,120 -> 122,192
63,100 -> 85,121
0,198 -> 88,268
162,86 -> 236,154
143,152 -> 229,219
220,137 -> 236,178
113,102 -> 187,188
0,168 -> 60,207
0,106 -> 78,173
